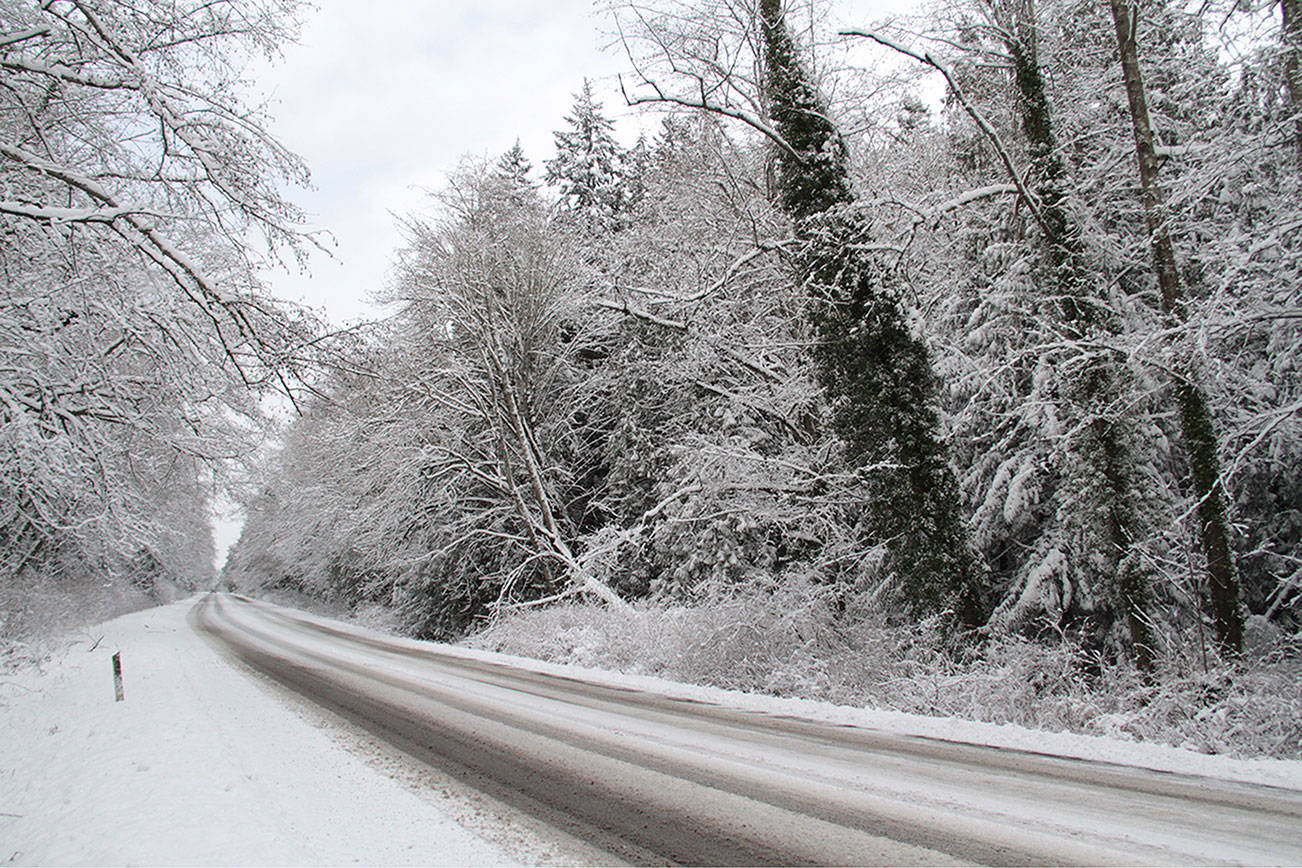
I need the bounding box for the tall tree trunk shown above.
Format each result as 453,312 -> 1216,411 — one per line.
1107,0 -> 1243,654
1282,0 -> 1302,164
758,0 -> 984,625
1009,0 -> 1153,669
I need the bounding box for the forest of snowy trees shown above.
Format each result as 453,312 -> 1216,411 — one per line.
3,0 -> 1300,753
0,0 -> 317,639
229,0 -> 1300,645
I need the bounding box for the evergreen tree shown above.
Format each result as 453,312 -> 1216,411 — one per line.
496,139 -> 535,190
653,115 -> 693,157
758,0 -> 984,624
545,80 -> 637,230
1006,0 -> 1155,667
623,133 -> 651,216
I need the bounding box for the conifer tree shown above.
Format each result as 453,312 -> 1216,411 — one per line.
496,139 -> 535,190
623,133 -> 651,215
545,80 -> 635,230
758,0 -> 984,623
1005,0 -> 1155,667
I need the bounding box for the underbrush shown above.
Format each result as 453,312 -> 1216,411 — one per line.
465,586 -> 1302,760
0,579 -> 160,672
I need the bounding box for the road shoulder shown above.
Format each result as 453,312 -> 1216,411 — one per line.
0,597 -> 518,866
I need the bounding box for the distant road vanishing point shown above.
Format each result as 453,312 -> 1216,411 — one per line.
191,593 -> 1302,866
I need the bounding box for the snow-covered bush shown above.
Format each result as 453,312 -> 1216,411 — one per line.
1,569 -> 155,670
468,596 -> 1302,759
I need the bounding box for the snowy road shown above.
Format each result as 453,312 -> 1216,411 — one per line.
193,593 -> 1302,866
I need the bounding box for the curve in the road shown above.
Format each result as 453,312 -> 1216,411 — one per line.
190,593 -> 1302,867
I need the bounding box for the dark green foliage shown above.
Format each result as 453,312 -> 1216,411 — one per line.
758,0 -> 853,221
800,214 -> 981,620
1009,35 -> 1092,329
758,0 -> 983,623
1007,11 -> 1154,666
1175,379 -> 1243,652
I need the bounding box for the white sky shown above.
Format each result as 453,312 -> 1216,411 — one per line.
249,0 -> 908,326
214,0 -> 907,567
250,1 -> 645,326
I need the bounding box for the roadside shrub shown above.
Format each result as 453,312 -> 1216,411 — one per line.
467,588 -> 1302,759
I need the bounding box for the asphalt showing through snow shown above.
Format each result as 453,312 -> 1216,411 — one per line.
191,593 -> 1302,866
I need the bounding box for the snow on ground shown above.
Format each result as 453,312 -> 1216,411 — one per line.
0,597 -> 516,867
463,653 -> 1302,792
6,594 -> 1300,867
252,598 -> 1302,793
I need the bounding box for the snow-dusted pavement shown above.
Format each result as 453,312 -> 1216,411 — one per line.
0,597 -> 516,866
193,593 -> 1302,866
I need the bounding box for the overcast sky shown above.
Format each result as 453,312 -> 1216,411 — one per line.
248,0 -> 907,327
249,1 -> 648,327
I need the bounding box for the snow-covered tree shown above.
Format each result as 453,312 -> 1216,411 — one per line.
1,0 -> 317,624
228,0 -> 1302,667
545,80 -> 640,231
756,0 -> 985,624
1103,0 -> 1242,652
496,139 -> 535,191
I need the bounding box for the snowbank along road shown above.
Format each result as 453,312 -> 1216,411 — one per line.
192,593 -> 1302,866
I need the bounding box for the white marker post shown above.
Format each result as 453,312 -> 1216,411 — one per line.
112,651 -> 124,702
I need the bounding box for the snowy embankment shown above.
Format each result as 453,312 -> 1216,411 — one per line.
0,597 -> 514,867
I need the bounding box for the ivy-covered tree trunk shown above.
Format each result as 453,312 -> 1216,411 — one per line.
1282,0 -> 1302,165
1008,0 -> 1154,668
758,0 -> 983,624
1107,0 -> 1243,654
